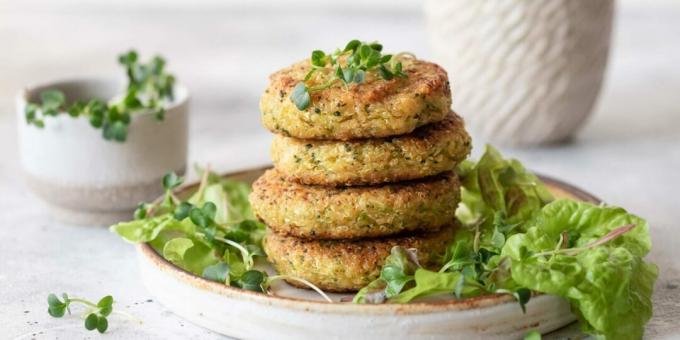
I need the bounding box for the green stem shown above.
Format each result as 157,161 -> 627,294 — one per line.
67,298 -> 97,308
214,236 -> 252,269
533,223 -> 635,258
308,79 -> 338,92
267,275 -> 333,303
193,165 -> 211,203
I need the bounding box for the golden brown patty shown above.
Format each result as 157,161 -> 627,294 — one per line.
260,58 -> 452,140
271,113 -> 471,186
263,225 -> 455,292
249,169 -> 460,239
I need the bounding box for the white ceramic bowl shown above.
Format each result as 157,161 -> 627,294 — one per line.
16,78 -> 189,225
136,167 -> 600,339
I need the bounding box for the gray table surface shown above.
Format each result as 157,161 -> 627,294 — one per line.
1,0 -> 679,339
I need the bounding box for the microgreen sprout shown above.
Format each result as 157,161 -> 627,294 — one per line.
290,40 -> 411,110
47,293 -> 140,334
25,50 -> 176,142
266,275 -> 333,303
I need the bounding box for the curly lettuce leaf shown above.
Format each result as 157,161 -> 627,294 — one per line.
502,200 -> 657,340
456,145 -> 553,231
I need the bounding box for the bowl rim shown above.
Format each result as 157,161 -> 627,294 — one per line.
16,76 -> 189,118
137,166 -> 601,315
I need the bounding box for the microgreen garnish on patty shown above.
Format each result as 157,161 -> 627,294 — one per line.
290,40 -> 410,110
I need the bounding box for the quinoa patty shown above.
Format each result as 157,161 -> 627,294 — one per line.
263,225 -> 455,292
271,113 -> 471,186
260,58 -> 451,140
250,169 -> 460,239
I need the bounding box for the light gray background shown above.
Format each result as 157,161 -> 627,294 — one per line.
0,0 -> 678,338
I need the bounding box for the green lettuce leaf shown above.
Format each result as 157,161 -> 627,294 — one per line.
162,237 -> 219,275
111,169 -> 265,285
162,238 -> 194,264
456,145 -> 553,231
221,179 -> 255,221
390,269 -> 474,303
502,200 -> 657,339
111,215 -> 189,243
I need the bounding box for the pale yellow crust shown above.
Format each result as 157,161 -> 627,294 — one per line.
263,225 -> 455,292
250,169 -> 460,239
260,58 -> 452,140
271,113 -> 471,186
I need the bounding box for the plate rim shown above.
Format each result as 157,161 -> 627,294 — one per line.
137,165 -> 600,314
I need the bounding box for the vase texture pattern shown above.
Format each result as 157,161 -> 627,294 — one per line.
425,0 -> 614,145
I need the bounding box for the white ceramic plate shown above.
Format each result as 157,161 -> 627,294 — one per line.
136,167 -> 599,340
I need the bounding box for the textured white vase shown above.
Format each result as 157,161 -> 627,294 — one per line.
425,0 -> 614,145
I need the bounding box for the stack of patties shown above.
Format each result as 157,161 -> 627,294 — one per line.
250,50 -> 472,293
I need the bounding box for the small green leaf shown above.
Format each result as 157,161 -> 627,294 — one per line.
162,172 -> 184,191
47,293 -> 63,307
40,90 -> 65,110
353,70 -> 365,83
89,112 -> 104,128
378,64 -> 394,80
236,270 -> 266,292
84,313 -> 98,330
47,293 -> 68,318
203,262 -> 230,283
343,39 -> 361,52
96,316 -> 108,333
515,287 -> 531,313
134,203 -> 148,220
150,55 -> 166,75
359,44 -> 371,59
25,103 -> 37,121
311,50 -> 326,67
118,50 -> 138,66
123,91 -> 143,110
174,202 -> 193,221
97,295 -> 114,316
341,68 -> 355,84
103,120 -> 128,142
201,202 -> 217,221
369,42 -> 383,52
48,306 -> 66,318
290,83 -> 311,110
97,295 -> 113,308
394,62 -> 407,78
189,208 -> 208,228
